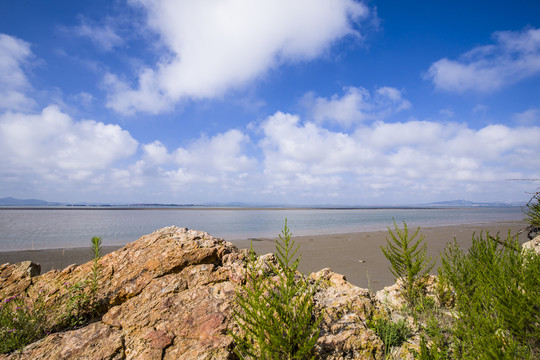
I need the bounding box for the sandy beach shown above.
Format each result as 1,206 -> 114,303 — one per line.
0,220 -> 528,291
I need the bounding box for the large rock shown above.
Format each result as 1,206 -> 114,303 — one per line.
522,235 -> 540,254
311,269 -> 383,359
0,226 -> 384,359
0,261 -> 40,297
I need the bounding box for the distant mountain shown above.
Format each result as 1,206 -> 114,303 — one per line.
423,200 -> 522,207
0,197 -> 524,208
0,197 -> 60,206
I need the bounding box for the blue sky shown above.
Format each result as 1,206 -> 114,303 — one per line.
1,0 -> 539,205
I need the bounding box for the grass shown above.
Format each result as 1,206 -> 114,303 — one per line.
367,315 -> 412,356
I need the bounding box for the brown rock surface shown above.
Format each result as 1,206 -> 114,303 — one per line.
0,261 -> 41,298
1,226 -> 385,359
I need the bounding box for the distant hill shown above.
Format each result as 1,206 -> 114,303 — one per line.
423,200 -> 522,207
0,197 -> 60,206
0,197 -> 523,208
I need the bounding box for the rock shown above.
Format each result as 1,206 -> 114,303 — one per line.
311,268 -> 384,359
522,235 -> 540,254
0,322 -> 124,360
0,261 -> 41,298
375,275 -> 440,310
1,226 -> 384,359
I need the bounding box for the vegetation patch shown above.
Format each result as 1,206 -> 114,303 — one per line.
231,220 -> 322,359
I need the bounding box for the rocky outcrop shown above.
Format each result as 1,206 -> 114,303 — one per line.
311,269 -> 383,359
0,261 -> 41,298
0,226 -> 384,359
522,234 -> 540,254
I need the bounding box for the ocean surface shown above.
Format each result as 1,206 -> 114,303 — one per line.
0,207 -> 525,251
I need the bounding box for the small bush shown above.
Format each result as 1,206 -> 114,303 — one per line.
0,292 -> 47,353
441,231 -> 540,359
367,316 -> 411,355
231,220 -> 322,359
89,236 -> 103,310
523,192 -> 540,239
57,280 -> 91,329
381,220 -> 435,307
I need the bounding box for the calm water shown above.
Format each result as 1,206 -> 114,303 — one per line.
0,207 -> 524,251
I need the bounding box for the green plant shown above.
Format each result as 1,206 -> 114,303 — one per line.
523,191 -> 540,239
0,292 -> 47,354
367,315 -> 411,355
417,334 -> 450,360
59,280 -> 90,328
414,295 -> 436,314
89,236 -> 102,309
231,220 -> 322,359
434,269 -> 453,308
440,231 -> 540,359
57,236 -> 104,329
381,220 -> 435,307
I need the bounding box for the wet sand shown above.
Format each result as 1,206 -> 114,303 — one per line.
0,221 -> 528,291
231,221 -> 528,290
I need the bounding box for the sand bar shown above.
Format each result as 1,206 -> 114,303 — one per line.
0,221 -> 528,291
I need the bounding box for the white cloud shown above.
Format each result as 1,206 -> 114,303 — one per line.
0,105 -> 138,180
72,18 -> 123,51
0,34 -> 37,111
173,129 -> 254,173
513,108 -> 540,125
439,109 -> 454,118
258,111 -> 540,201
70,92 -> 95,108
304,86 -> 411,126
122,129 -> 256,196
106,0 -> 371,114
425,27 -> 540,92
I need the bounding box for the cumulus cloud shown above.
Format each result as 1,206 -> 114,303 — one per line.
425,27 -> 540,92
0,105 -> 138,181
173,130 -> 254,173
304,86 -> 411,126
258,111 -> 540,201
125,129 -> 255,195
0,34 -> 37,111
106,0 -> 371,114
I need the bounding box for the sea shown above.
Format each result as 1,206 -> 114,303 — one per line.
0,207 -> 525,252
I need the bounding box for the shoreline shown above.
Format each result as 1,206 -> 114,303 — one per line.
0,220 -> 528,291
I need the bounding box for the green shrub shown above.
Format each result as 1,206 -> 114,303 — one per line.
231,220 -> 322,359
89,236 -> 103,310
523,192 -> 540,239
56,236 -> 103,329
381,220 -> 435,307
440,231 -> 540,359
58,280 -> 91,329
417,334 -> 450,360
0,292 -> 47,353
367,316 -> 411,355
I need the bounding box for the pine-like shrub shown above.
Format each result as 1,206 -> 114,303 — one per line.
381,220 -> 435,306
231,220 -> 322,359
441,232 -> 540,359
523,192 -> 540,239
